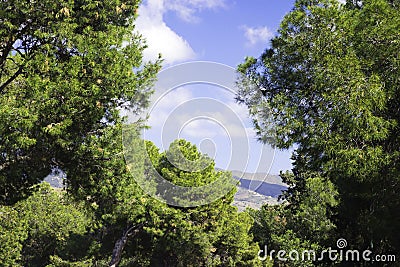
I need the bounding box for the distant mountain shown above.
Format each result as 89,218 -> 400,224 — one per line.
230,171 -> 287,197
230,172 -> 288,211
235,178 -> 287,198
230,170 -> 287,186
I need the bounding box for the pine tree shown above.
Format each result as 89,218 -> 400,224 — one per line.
238,0 -> 400,263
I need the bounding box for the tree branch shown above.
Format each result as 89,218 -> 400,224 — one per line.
109,223 -> 143,267
0,22 -> 31,68
0,39 -> 15,68
0,66 -> 23,94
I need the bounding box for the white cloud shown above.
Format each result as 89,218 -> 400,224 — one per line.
169,103 -> 254,139
135,0 -> 226,65
168,0 -> 226,22
136,0 -> 196,65
181,119 -> 225,138
241,25 -> 274,46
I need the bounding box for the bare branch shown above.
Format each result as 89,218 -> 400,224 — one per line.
109,223 -> 144,267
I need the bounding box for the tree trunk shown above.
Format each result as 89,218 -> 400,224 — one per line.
109,223 -> 143,267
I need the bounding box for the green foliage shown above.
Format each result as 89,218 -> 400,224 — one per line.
0,0 -> 160,205
0,183 -> 92,266
20,183 -> 92,266
47,255 -> 93,267
249,175 -> 338,266
144,139 -> 237,207
119,139 -> 262,267
0,205 -> 28,266
0,1 -> 262,264
0,0 -> 162,265
238,0 -> 400,263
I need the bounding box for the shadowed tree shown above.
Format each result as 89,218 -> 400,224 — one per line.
238,0 -> 400,264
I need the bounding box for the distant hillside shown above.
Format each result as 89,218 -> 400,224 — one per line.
230,171 -> 287,197
231,172 -> 288,211
235,178 -> 287,198
233,187 -> 280,212
230,170 -> 287,187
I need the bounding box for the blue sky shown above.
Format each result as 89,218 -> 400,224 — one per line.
135,0 -> 297,174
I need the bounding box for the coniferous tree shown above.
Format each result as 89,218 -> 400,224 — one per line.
238,0 -> 400,264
